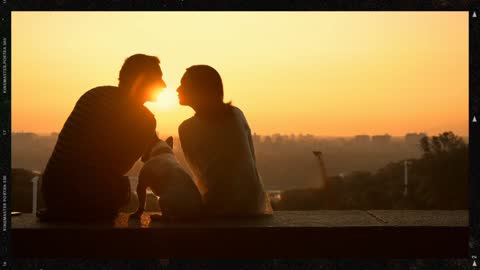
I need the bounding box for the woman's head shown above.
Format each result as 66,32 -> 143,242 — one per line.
177,65 -> 224,108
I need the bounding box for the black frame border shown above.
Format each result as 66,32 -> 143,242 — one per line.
1,1 -> 479,269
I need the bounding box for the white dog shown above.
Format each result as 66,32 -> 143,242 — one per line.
130,136 -> 203,220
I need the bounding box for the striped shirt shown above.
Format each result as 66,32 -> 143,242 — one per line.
41,86 -> 156,210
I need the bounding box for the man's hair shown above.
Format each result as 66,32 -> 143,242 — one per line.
118,54 -> 160,89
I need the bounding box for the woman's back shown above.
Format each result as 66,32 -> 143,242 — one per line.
179,106 -> 272,216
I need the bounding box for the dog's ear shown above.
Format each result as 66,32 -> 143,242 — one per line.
166,136 -> 174,149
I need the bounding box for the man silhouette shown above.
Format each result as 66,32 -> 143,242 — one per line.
40,54 -> 166,221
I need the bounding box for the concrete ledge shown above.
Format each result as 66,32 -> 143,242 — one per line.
11,210 -> 469,258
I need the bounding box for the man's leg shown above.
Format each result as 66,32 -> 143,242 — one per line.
100,175 -> 131,214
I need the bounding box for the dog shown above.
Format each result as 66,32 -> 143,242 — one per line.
130,136 -> 203,220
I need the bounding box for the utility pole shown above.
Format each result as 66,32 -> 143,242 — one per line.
31,176 -> 39,214
30,170 -> 41,214
403,160 -> 410,197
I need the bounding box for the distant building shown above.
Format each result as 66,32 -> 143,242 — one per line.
372,134 -> 391,145
13,132 -> 36,137
405,133 -> 427,145
252,132 -> 261,144
353,135 -> 370,144
272,133 -> 288,144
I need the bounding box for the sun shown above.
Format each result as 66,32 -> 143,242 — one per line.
153,87 -> 178,111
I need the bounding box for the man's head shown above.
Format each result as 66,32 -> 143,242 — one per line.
119,54 -> 167,103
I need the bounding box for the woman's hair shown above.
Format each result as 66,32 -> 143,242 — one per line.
118,54 -> 160,89
185,65 -> 233,117
185,65 -> 222,99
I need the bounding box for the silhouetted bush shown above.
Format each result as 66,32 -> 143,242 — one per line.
275,131 -> 468,210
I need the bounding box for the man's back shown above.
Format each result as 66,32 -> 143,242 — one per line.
41,86 -> 156,217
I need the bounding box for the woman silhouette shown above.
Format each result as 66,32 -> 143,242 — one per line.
177,65 -> 272,217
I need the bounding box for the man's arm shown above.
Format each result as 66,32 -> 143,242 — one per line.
114,109 -> 157,174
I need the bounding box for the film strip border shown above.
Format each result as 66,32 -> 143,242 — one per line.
470,8 -> 480,264
0,0 -> 476,11
0,2 -> 10,269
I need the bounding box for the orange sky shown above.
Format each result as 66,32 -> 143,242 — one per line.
12,12 -> 468,137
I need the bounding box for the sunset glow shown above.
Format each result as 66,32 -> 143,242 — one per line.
12,12 -> 468,137
150,88 -> 179,111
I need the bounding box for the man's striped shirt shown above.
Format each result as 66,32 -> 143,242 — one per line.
41,86 -> 156,204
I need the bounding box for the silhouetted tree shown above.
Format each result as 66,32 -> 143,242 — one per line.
417,131 -> 468,209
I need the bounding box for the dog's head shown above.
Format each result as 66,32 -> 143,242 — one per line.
141,136 -> 174,162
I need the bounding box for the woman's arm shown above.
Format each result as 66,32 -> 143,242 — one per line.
178,120 -> 202,179
178,121 -> 194,163
178,119 -> 209,196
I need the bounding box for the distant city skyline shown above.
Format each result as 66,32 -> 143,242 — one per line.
12,130 -> 467,140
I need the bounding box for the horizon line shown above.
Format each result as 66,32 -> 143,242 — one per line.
11,131 -> 469,138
